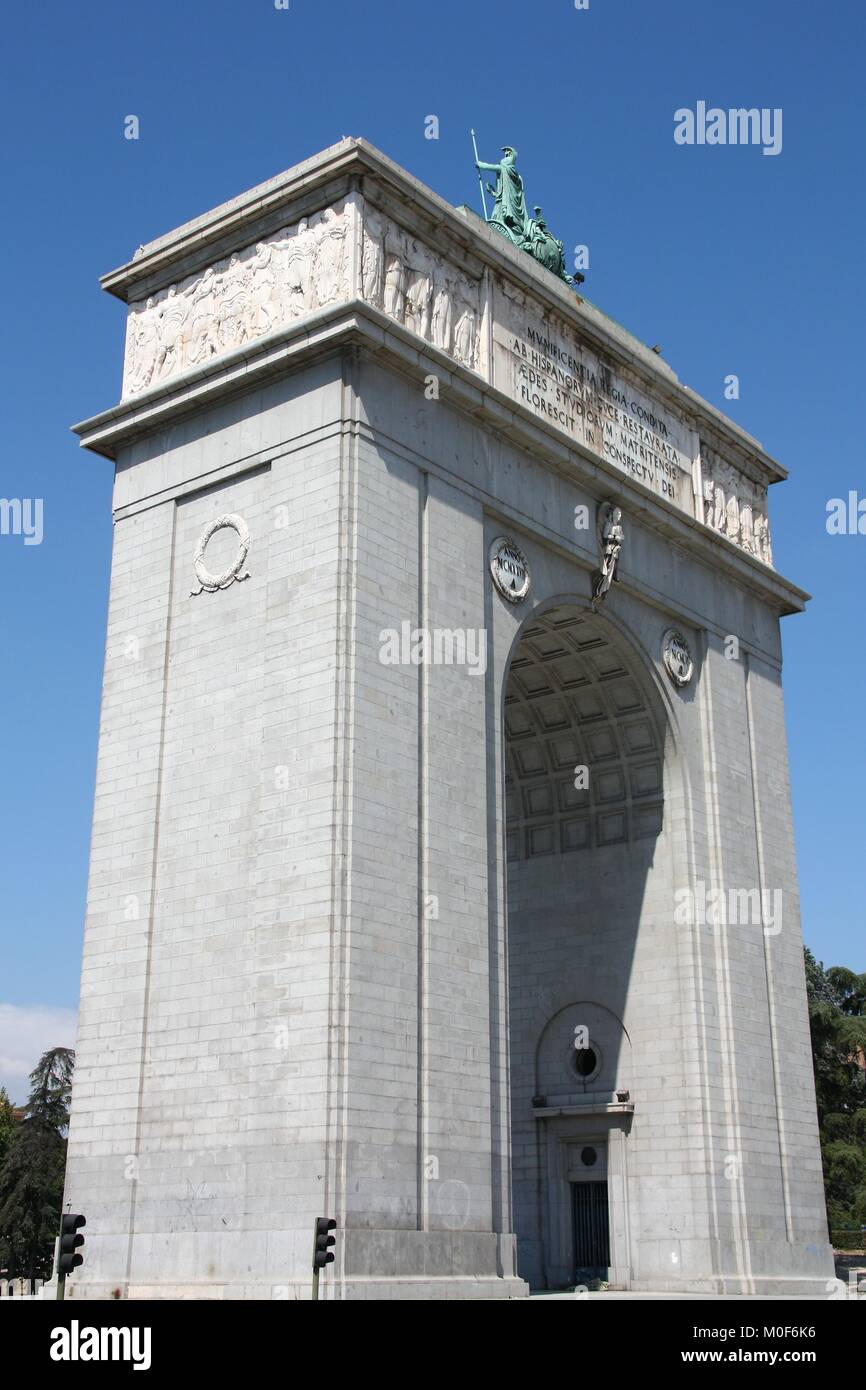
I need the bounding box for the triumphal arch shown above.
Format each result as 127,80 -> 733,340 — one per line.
65,139 -> 833,1298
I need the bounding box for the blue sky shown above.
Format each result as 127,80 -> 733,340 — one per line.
1,0 -> 863,1099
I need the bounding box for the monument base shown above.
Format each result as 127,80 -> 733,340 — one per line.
625,1275 -> 835,1298
64,1230 -> 529,1301
67,1276 -> 528,1302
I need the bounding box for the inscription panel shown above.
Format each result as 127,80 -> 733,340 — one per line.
493,281 -> 698,514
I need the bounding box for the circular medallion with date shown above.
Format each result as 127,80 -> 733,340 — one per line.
489,536 -> 530,604
662,628 -> 694,687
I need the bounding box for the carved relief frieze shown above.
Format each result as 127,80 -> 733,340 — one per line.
123,203 -> 350,397
360,202 -> 482,373
700,442 -> 773,566
123,197 -> 484,396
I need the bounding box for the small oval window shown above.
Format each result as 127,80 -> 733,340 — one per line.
573,1046 -> 598,1079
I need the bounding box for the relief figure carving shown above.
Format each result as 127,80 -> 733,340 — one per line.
361,209 -> 385,305
123,203 -> 348,397
153,285 -> 189,381
246,242 -> 276,338
187,267 -> 219,367
383,227 -> 408,321
431,270 -> 454,353
701,446 -> 773,566
405,241 -> 433,339
313,207 -> 347,306
453,291 -> 478,369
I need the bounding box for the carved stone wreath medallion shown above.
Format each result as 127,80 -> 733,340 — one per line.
190,513 -> 251,596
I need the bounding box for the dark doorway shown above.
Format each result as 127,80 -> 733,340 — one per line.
571,1181 -> 610,1282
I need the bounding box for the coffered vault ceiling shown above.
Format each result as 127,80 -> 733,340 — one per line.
504,608 -> 665,861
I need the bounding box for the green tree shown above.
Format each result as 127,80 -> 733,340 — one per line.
805,949 -> 866,1237
0,1088 -> 16,1171
0,1047 -> 75,1287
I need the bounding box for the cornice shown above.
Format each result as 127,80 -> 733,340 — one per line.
96,137 -> 784,488
71,300 -> 807,617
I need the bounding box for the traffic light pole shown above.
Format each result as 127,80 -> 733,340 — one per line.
57,1213 -> 86,1299
312,1216 -> 336,1301
52,1232 -> 66,1301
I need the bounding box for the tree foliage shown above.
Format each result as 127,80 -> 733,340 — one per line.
0,1047 -> 75,1283
0,1090 -> 16,1171
805,949 -> 866,1233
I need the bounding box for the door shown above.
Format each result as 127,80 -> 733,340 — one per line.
571,1179 -> 611,1283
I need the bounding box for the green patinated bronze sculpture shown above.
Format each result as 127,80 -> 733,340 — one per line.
472,141 -> 578,286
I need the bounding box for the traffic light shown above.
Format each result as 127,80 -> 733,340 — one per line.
58,1213 -> 86,1276
313,1216 -> 336,1271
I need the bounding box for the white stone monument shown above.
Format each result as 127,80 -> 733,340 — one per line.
64,139 -> 833,1298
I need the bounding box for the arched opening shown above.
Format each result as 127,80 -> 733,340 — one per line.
503,603 -> 678,1289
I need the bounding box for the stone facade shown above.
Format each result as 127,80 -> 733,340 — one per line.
65,139 -> 832,1299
